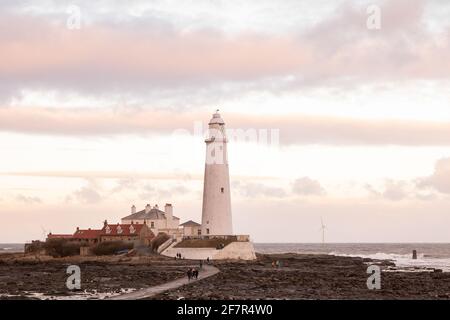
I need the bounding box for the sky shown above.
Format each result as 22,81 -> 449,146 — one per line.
1,0 -> 450,243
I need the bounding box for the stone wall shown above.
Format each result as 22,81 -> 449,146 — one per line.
162,240 -> 256,261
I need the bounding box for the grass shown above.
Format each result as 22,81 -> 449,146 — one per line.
174,238 -> 235,248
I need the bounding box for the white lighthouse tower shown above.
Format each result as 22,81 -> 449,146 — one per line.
161,111 -> 256,260
201,110 -> 233,235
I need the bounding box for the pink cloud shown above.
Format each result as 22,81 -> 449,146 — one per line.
1,107 -> 450,146
417,157 -> 450,194
0,0 -> 448,95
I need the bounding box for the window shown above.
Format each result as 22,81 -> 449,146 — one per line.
151,222 -> 155,228
206,228 -> 210,235
221,187 -> 224,193
197,229 -> 201,235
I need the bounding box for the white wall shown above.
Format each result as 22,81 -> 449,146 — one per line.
162,241 -> 256,261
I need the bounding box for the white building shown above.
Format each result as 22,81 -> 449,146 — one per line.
121,203 -> 181,237
180,220 -> 202,236
201,110 -> 233,235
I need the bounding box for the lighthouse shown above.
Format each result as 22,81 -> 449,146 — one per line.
201,110 -> 233,235
161,111 -> 256,260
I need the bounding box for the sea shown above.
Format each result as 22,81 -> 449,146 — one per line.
254,243 -> 450,272
0,243 -> 24,253
2,243 -> 450,272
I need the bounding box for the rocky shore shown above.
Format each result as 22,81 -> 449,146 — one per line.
0,253 -> 190,299
153,253 -> 450,300
1,252 -> 449,300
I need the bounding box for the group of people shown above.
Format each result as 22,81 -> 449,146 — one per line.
187,268 -> 199,281
175,252 -> 183,259
198,257 -> 210,268
186,259 -> 210,281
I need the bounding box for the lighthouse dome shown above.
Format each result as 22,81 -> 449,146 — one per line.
209,110 -> 225,125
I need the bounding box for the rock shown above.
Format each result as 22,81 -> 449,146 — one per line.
126,249 -> 137,257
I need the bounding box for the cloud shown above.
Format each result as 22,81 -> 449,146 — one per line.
382,180 -> 408,201
139,183 -> 190,200
157,185 -> 191,199
73,186 -> 102,204
233,181 -> 287,198
15,194 -> 42,204
0,14 -> 310,95
292,177 -> 325,196
1,170 -> 203,180
3,108 -> 450,146
0,170 -> 273,182
365,180 -> 409,201
417,157 -> 450,194
365,184 -> 381,197
365,179 -> 436,201
110,178 -> 137,194
0,0 -> 448,99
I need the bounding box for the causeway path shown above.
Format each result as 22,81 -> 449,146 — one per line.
111,264 -> 220,300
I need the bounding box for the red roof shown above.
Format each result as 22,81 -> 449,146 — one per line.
73,229 -> 102,239
101,224 -> 146,236
47,233 -> 73,239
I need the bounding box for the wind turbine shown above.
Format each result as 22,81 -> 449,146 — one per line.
319,218 -> 326,244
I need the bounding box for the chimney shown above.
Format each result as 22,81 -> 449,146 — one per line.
165,203 -> 173,229
131,205 -> 136,214
145,204 -> 151,213
103,220 -> 108,227
154,204 -> 159,209
76,227 -> 79,231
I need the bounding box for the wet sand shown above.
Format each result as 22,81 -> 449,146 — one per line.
1,252 -> 449,300
0,253 -> 190,299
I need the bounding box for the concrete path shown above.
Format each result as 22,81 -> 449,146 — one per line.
111,265 -> 220,300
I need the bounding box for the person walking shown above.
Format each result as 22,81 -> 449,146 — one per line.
199,260 -> 203,270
